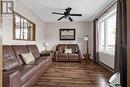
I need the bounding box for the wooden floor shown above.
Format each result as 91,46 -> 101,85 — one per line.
34,60 -> 112,87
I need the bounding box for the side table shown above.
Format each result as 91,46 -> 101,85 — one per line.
84,53 -> 91,63
41,50 -> 52,56
41,50 -> 54,60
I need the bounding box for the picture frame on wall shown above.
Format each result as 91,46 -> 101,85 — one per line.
60,29 -> 75,40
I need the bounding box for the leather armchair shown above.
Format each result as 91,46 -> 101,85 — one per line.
3,70 -> 21,87
55,44 -> 82,62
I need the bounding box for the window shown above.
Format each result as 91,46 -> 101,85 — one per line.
13,13 -> 36,41
98,9 -> 116,54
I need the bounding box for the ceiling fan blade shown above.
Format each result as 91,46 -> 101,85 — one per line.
68,17 -> 73,22
70,14 -> 82,16
58,16 -> 65,21
52,12 -> 64,15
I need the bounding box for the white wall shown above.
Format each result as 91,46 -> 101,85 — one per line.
44,21 -> 93,56
2,0 -> 45,51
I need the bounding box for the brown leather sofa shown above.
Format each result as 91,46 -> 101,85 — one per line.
55,44 -> 82,62
3,45 -> 52,87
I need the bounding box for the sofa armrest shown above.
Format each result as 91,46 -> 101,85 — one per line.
78,50 -> 82,61
54,51 -> 59,61
3,70 -> 21,87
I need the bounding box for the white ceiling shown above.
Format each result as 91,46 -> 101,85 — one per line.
20,0 -> 114,22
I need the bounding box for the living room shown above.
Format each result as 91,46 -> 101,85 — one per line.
0,0 -> 129,87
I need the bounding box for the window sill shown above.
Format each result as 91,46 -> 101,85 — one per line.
99,51 -> 114,56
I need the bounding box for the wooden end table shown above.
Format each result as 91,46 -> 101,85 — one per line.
41,50 -> 54,61
84,53 -> 91,63
41,50 -> 52,56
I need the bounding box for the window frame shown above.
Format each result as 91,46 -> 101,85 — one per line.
98,9 -> 116,55
13,12 -> 36,41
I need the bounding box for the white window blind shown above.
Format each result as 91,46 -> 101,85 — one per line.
98,9 -> 116,54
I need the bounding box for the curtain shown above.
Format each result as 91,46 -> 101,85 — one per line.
115,0 -> 127,86
93,19 -> 98,63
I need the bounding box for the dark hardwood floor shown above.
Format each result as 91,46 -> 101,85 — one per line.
34,60 -> 112,87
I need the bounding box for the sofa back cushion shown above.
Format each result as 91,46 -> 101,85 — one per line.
12,45 -> 30,65
26,45 -> 40,59
68,44 -> 79,53
3,45 -> 19,71
56,44 -> 67,53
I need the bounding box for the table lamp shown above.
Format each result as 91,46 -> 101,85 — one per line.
44,42 -> 49,51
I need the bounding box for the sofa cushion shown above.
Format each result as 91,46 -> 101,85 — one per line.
29,58 -> 46,74
11,65 -> 38,85
58,53 -> 68,61
21,52 -> 35,64
3,45 -> 19,71
58,53 -> 68,57
26,45 -> 40,59
68,44 -> 79,53
12,45 -> 30,65
56,44 -> 67,53
68,53 -> 79,61
28,58 -> 45,65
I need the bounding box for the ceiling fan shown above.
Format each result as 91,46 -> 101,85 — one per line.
52,7 -> 82,22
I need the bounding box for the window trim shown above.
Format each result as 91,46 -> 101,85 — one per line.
13,12 -> 36,41
98,9 -> 116,55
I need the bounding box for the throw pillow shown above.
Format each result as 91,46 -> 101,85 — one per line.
65,49 -> 72,53
21,52 -> 35,64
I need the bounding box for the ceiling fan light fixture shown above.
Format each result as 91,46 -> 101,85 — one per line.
65,16 -> 69,19
52,7 -> 82,22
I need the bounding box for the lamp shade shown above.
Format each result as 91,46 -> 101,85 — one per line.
43,42 -> 49,51
84,35 -> 88,41
44,42 -> 49,46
